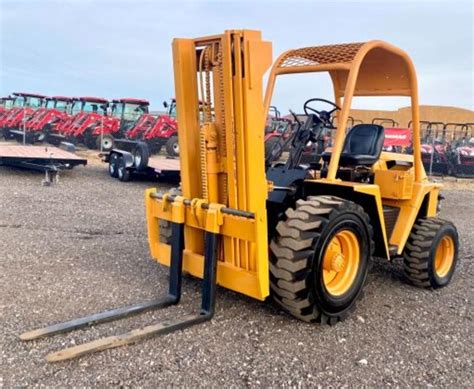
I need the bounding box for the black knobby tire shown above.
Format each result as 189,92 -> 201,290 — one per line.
133,143 -> 150,171
270,196 -> 374,324
265,137 -> 282,161
117,156 -> 131,182
3,128 -> 13,139
165,135 -> 179,157
84,130 -> 98,150
159,188 -> 181,243
109,153 -> 120,178
403,218 -> 459,288
149,141 -> 162,154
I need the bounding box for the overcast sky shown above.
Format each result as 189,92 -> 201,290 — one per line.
1,0 -> 472,111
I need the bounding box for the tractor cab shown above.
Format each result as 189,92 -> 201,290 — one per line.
11,92 -> 46,109
47,96 -> 71,112
111,98 -> 149,132
71,97 -> 108,116
0,96 -> 15,111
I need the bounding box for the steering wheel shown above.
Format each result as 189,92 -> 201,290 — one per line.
303,98 -> 341,128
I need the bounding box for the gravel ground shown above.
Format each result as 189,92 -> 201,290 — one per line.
0,155 -> 473,387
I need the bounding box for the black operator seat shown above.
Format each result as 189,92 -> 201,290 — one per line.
322,124 -> 385,167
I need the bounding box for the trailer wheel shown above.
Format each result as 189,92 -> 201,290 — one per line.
117,157 -> 131,182
109,153 -> 120,178
98,135 -> 114,152
403,218 -> 459,288
270,196 -> 373,324
165,136 -> 179,157
133,143 -> 150,171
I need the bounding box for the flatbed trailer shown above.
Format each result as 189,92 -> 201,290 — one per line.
0,143 -> 87,173
101,142 -> 180,182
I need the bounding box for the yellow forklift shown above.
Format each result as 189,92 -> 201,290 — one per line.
21,30 -> 458,361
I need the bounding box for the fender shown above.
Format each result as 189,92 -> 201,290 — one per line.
303,180 -> 390,259
108,149 -> 134,168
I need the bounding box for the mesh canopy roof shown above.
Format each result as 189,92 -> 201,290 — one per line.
277,43 -> 364,68
273,41 -> 414,97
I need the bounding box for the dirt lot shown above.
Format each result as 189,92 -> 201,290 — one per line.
0,155 -> 473,387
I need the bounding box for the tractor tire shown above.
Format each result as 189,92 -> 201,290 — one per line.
108,153 -> 120,178
165,136 -> 179,157
132,143 -> 150,171
84,130 -> 97,150
402,218 -> 458,288
117,156 -> 131,182
149,142 -> 162,154
159,188 -> 182,244
270,196 -> 373,324
97,134 -> 114,152
36,132 -> 46,143
265,137 -> 282,161
3,128 -> 13,140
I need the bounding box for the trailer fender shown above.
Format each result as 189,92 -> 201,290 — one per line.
109,149 -> 134,168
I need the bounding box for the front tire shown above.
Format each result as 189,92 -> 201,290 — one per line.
270,196 -> 373,324
83,130 -> 97,149
165,135 -> 179,157
403,218 -> 458,288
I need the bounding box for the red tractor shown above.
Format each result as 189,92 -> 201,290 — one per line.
13,96 -> 72,143
264,106 -> 298,162
144,100 -> 178,156
92,98 -> 149,150
116,98 -> 178,156
1,93 -> 46,139
48,97 -> 109,146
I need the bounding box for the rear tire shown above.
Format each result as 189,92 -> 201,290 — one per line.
165,135 -> 179,157
270,196 -> 373,324
403,218 -> 458,288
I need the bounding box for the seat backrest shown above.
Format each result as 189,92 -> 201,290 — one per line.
343,124 -> 385,157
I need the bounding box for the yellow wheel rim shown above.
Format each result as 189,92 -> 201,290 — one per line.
434,235 -> 455,278
322,230 -> 360,297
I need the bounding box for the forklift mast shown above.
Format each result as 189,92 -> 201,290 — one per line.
147,30 -> 273,300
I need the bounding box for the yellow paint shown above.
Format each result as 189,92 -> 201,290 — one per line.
322,230 -> 360,296
146,30 -> 444,303
434,236 -> 455,278
146,30 -> 272,301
